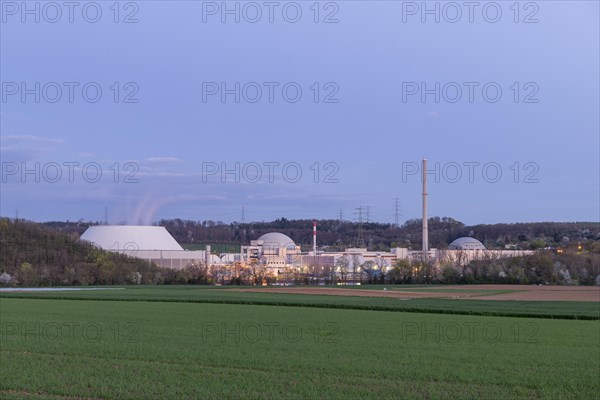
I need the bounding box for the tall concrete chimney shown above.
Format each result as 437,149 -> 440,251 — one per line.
422,159 -> 428,260
313,221 -> 317,255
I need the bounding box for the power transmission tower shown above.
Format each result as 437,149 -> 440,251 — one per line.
241,206 -> 245,223
354,207 -> 365,247
339,209 -> 344,222
365,206 -> 371,223
104,206 -> 108,225
394,197 -> 402,228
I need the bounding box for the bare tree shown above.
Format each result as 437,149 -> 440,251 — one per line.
351,254 -> 361,284
249,260 -> 272,285
335,256 -> 349,284
361,260 -> 376,283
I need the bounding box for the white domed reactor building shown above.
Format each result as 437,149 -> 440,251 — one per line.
257,232 -> 297,251
448,237 -> 486,250
242,232 -> 302,271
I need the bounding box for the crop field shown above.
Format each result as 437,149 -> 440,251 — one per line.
1,286 -> 599,399
2,285 -> 599,319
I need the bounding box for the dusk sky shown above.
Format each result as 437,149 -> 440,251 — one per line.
1,1 -> 598,225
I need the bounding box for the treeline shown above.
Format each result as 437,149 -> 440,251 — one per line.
457,247 -> 600,285
41,218 -> 599,251
295,242 -> 599,286
0,218 -> 208,287
173,244 -> 600,287
392,244 -> 600,286
154,218 -> 599,251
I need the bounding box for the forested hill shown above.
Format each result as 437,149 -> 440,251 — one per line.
0,218 -> 157,286
41,217 -> 600,251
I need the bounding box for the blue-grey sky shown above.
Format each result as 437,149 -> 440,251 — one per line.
1,1 -> 598,225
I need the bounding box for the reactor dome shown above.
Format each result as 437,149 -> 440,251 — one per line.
257,232 -> 296,250
448,237 -> 486,250
79,225 -> 183,251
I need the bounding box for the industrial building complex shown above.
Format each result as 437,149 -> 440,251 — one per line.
79,160 -> 533,283
80,225 -> 532,279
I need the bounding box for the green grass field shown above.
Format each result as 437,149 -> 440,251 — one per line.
2,285 -> 598,319
1,287 -> 599,399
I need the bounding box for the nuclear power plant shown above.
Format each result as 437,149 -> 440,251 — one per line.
79,158 -> 533,280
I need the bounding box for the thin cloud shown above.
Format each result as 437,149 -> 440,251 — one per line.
136,171 -> 190,178
1,135 -> 65,144
146,156 -> 183,164
0,135 -> 65,161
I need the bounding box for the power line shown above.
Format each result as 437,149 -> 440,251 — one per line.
354,207 -> 365,247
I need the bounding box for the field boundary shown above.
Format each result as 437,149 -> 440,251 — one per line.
2,295 -> 598,321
